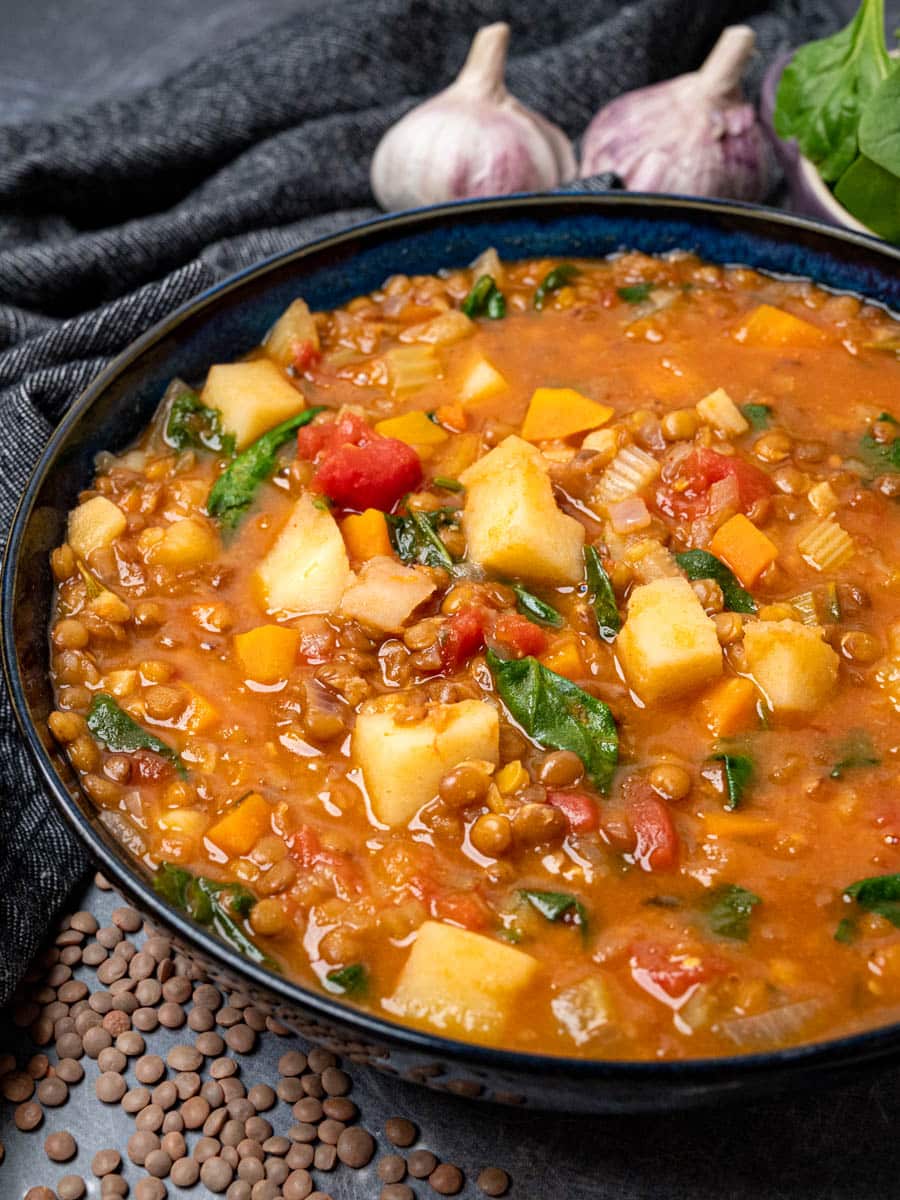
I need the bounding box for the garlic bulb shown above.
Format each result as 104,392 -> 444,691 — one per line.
371,23 -> 576,211
580,26 -> 768,202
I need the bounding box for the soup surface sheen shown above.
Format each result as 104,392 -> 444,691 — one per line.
49,251 -> 900,1060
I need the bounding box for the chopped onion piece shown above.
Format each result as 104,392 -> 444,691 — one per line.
721,999 -> 821,1049
608,496 -> 651,533
708,474 -> 741,515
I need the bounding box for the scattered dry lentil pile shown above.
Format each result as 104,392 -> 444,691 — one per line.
0,875 -> 512,1199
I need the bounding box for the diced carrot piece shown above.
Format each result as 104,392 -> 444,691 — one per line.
341,509 -> 393,562
702,811 -> 774,838
233,624 -> 300,684
734,304 -> 829,349
701,676 -> 759,737
374,410 -> 449,448
434,403 -> 468,432
540,636 -> 586,680
207,792 -> 272,857
710,514 -> 778,587
520,387 -> 614,443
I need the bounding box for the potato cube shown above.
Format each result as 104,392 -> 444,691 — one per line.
618,576 -> 722,702
264,298 -> 319,368
387,920 -> 538,1039
459,436 -> 585,585
201,359 -> 305,450
339,557 -> 436,634
696,387 -> 749,436
743,619 -> 839,715
152,518 -> 219,569
256,494 -> 350,615
67,496 -> 127,561
458,353 -> 508,405
354,698 -> 499,827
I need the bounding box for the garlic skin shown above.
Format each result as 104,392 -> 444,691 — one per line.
371,23 -> 576,212
580,26 -> 768,202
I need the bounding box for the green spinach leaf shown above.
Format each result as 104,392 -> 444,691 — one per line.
520,889 -> 588,935
87,693 -> 186,778
834,154 -> 900,243
207,407 -> 324,530
432,475 -> 463,492
325,963 -> 368,996
462,275 -> 506,319
584,547 -> 621,641
834,917 -> 858,944
165,386 -> 234,455
534,264 -> 578,310
858,411 -> 900,475
675,549 -> 757,614
705,884 -> 761,941
830,729 -> 880,778
708,753 -> 754,810
511,585 -> 564,628
858,66 -> 900,176
774,0 -> 894,182
741,403 -> 772,431
487,651 -> 618,793
844,873 -> 900,926
617,283 -> 654,304
386,508 -> 458,570
154,864 -> 277,968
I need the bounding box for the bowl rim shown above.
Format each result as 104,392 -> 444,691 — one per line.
5,190 -> 900,1086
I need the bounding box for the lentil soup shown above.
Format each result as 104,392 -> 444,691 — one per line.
48,250 -> 900,1061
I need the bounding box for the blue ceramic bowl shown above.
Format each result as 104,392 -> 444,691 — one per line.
4,194 -> 900,1114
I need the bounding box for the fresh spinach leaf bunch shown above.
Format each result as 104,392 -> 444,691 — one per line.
774,0 -> 900,242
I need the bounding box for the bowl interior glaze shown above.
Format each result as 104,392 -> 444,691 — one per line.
4,194 -> 900,1113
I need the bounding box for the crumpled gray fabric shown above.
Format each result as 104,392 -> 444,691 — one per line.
0,0 -> 845,1005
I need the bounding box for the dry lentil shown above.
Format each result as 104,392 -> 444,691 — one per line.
45,1129 -> 78,1161
430,1162 -> 465,1195
477,1167 -> 511,1197
36,1075 -> 68,1106
15,1100 -> 44,1130
57,1174 -> 87,1200
385,1117 -> 418,1147
408,1149 -> 439,1178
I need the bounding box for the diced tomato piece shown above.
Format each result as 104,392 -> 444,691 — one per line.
630,941 -> 727,998
297,411 -> 423,510
130,750 -> 174,783
296,410 -> 372,461
313,438 -> 422,512
291,340 -> 321,373
432,891 -> 491,932
624,777 -> 679,871
439,606 -> 486,672
286,824 -> 361,896
547,790 -> 600,834
491,613 -> 548,659
286,824 -> 320,869
656,448 -> 772,521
